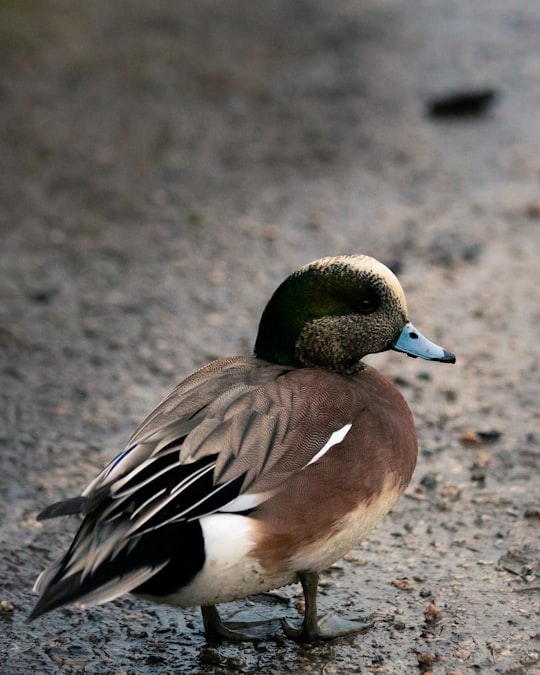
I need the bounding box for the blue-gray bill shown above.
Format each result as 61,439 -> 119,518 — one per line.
392,322 -> 456,363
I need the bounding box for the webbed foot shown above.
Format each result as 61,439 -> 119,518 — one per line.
282,611 -> 373,642
281,570 -> 373,643
201,605 -> 283,642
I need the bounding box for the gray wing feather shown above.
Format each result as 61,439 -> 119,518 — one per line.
62,357 -> 357,523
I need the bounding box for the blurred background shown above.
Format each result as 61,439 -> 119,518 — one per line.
1,1 -> 539,672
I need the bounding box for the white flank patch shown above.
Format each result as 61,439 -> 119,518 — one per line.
306,424 -> 352,467
151,513 -> 292,607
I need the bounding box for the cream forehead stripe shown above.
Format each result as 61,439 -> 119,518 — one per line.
300,255 -> 408,314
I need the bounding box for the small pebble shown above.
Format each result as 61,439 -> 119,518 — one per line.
477,430 -> 502,443
392,578 -> 415,591
0,600 -> 15,612
226,655 -> 247,670
416,650 -> 440,671
461,428 -> 482,445
424,602 -> 443,624
427,88 -> 497,118
420,472 -> 439,490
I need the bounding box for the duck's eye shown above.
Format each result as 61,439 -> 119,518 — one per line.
357,290 -> 379,314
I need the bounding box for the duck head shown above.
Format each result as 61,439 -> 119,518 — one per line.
254,255 -> 455,374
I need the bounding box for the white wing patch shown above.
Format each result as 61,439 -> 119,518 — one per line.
221,425 -> 352,512
306,424 -> 352,467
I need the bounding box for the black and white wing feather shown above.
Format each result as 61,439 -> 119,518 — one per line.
29,357 -> 356,620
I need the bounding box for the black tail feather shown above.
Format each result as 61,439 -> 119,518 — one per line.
28,519 -> 206,622
27,572 -> 86,623
37,497 -> 88,521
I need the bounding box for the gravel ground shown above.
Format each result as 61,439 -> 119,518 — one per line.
1,1 -> 539,673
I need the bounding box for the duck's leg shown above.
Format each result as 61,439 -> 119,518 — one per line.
202,605 -> 257,641
281,570 -> 373,642
201,604 -> 282,642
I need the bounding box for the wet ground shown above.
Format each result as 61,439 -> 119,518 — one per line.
1,1 -> 539,673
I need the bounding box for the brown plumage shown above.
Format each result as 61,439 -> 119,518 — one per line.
252,365 -> 417,572
29,255 -> 455,642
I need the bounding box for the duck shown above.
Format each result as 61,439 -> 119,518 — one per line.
28,254 -> 455,642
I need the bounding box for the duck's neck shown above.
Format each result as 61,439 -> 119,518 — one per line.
253,273 -> 310,367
